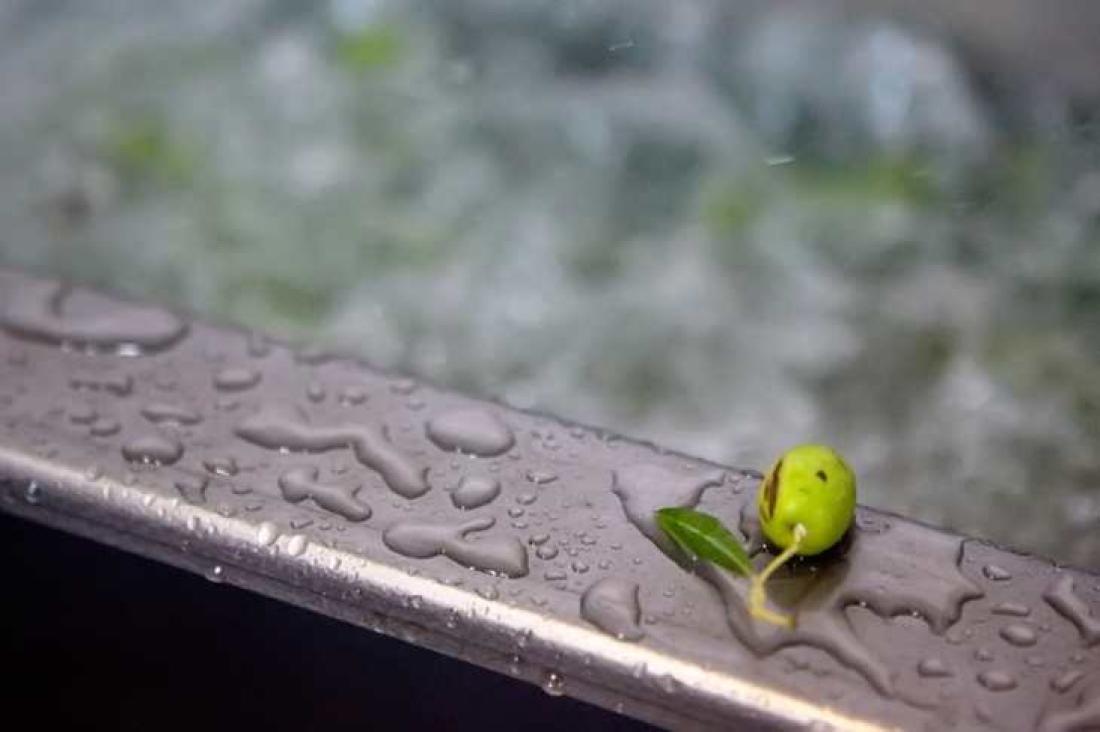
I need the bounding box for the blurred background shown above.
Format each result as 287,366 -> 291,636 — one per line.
0,0 -> 1097,567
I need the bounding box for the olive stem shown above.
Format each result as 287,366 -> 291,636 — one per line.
748,523 -> 807,629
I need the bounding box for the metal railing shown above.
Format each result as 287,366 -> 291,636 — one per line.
1,267 -> 1096,730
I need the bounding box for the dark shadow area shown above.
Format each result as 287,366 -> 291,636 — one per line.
0,511 -> 655,731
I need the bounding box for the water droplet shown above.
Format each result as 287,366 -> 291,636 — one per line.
571,560 -> 590,574
175,475 -> 209,504
83,464 -> 103,482
257,521 -> 279,547
991,602 -> 1031,617
204,456 -> 239,477
121,434 -> 183,466
279,466 -> 371,522
24,481 -> 42,504
426,408 -> 514,457
917,658 -> 952,678
982,565 -> 1012,582
285,534 -> 308,557
656,674 -> 681,695
1,280 -> 186,353
382,517 -> 528,577
69,404 -> 97,424
536,545 -> 559,560
213,366 -> 261,392
508,655 -> 523,676
541,671 -> 565,697
89,417 -> 121,437
528,533 -> 550,546
516,492 -> 538,506
451,476 -> 501,510
524,468 -> 561,486
1050,670 -> 1084,694
235,407 -> 427,499
1043,574 -> 1100,646
69,373 -> 134,396
999,624 -> 1038,647
581,577 -> 644,641
206,565 -> 224,583
140,402 -> 202,425
977,670 -> 1017,692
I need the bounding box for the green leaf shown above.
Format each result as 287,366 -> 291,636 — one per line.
655,507 -> 753,576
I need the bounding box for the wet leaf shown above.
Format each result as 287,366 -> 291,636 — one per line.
655,507 -> 752,576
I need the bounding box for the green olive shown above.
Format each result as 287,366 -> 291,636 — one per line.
757,444 -> 856,556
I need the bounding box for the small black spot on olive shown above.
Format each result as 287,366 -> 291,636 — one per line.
816,470 -> 827,482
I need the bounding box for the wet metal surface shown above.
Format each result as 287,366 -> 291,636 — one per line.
0,268 -> 1097,730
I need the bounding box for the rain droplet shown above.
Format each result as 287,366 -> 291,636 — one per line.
526,470 -> 558,485
917,658 -> 952,678
426,408 -> 514,457
121,434 -> 183,466
175,475 -> 209,504
285,534 -> 308,557
69,404 -> 97,424
204,456 -> 239,477
991,602 -> 1030,617
257,521 -> 279,547
580,577 -> 644,641
89,417 -> 122,437
213,366 -> 261,392
999,624 -> 1038,647
1050,670 -> 1084,693
140,402 -> 202,425
977,670 -> 1017,692
451,476 -> 501,510
982,565 -> 1012,582
542,671 -> 565,697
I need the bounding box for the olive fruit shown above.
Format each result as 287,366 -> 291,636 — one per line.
757,444 -> 856,556
748,444 -> 856,628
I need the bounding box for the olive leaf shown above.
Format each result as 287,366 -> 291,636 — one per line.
655,507 -> 753,576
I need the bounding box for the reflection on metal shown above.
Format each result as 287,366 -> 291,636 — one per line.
0,268 -> 1097,731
